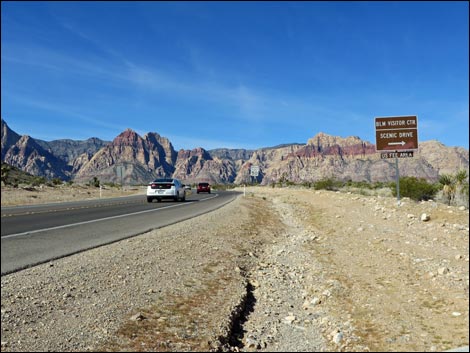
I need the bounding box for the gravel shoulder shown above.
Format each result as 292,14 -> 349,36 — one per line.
1,186 -> 469,352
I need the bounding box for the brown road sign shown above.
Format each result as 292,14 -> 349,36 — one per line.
375,116 -> 418,151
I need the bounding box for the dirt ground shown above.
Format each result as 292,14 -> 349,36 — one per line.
259,187 -> 469,351
1,185 -> 468,352
0,184 -> 143,206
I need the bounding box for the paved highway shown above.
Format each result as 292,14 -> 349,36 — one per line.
1,190 -> 239,275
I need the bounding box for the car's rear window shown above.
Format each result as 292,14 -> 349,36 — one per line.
198,183 -> 209,187
149,178 -> 175,189
153,178 -> 174,183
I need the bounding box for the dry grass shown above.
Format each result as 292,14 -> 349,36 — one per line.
101,275 -> 236,352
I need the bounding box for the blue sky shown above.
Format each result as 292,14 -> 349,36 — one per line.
2,1 -> 469,150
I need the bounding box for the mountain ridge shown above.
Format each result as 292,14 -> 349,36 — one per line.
1,119 -> 468,185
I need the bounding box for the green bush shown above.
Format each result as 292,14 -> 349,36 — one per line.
52,178 -> 62,185
391,176 -> 439,201
31,176 -> 47,186
87,177 -> 100,188
313,178 -> 342,191
439,170 -> 469,206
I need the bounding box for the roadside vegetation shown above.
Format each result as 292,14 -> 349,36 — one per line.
1,163 -> 51,187
437,170 -> 469,206
268,171 -> 469,208
2,162 -> 468,207
1,163 -> 123,190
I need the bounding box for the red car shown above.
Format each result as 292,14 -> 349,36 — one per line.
197,182 -> 211,194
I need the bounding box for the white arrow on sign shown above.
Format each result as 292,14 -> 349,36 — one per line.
388,141 -> 406,146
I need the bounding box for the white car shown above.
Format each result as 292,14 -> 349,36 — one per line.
147,178 -> 186,202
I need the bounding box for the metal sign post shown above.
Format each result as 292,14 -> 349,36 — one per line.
395,154 -> 400,205
116,165 -> 125,189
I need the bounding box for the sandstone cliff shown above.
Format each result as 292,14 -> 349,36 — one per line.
1,119 -> 468,185
73,129 -> 177,184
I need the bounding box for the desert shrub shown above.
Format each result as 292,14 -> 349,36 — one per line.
313,178 -> 342,191
438,170 -> 469,207
210,183 -> 237,191
87,177 -> 100,188
391,176 -> 439,201
439,174 -> 455,205
31,176 -> 47,187
52,178 -> 63,185
345,180 -> 369,189
1,164 -> 10,184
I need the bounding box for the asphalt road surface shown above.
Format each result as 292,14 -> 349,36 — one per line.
1,190 -> 239,275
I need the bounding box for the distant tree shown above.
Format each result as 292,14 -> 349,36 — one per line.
88,177 -> 100,188
439,174 -> 456,205
454,170 -> 469,207
455,169 -> 468,186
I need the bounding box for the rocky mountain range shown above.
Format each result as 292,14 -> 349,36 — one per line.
1,119 -> 468,185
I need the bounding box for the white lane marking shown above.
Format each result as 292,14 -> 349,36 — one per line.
2,194 -> 219,240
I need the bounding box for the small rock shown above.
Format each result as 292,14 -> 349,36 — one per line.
420,213 -> 431,222
130,313 -> 146,321
245,336 -> 259,348
284,315 -> 296,324
311,297 -> 321,306
437,267 -> 449,275
331,330 -> 343,345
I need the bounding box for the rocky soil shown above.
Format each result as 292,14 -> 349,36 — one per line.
1,186 -> 469,352
0,184 -> 141,206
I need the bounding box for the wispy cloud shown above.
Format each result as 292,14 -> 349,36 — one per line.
3,27 -> 359,130
2,43 -> 124,84
5,94 -> 128,133
9,32 -> 462,148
